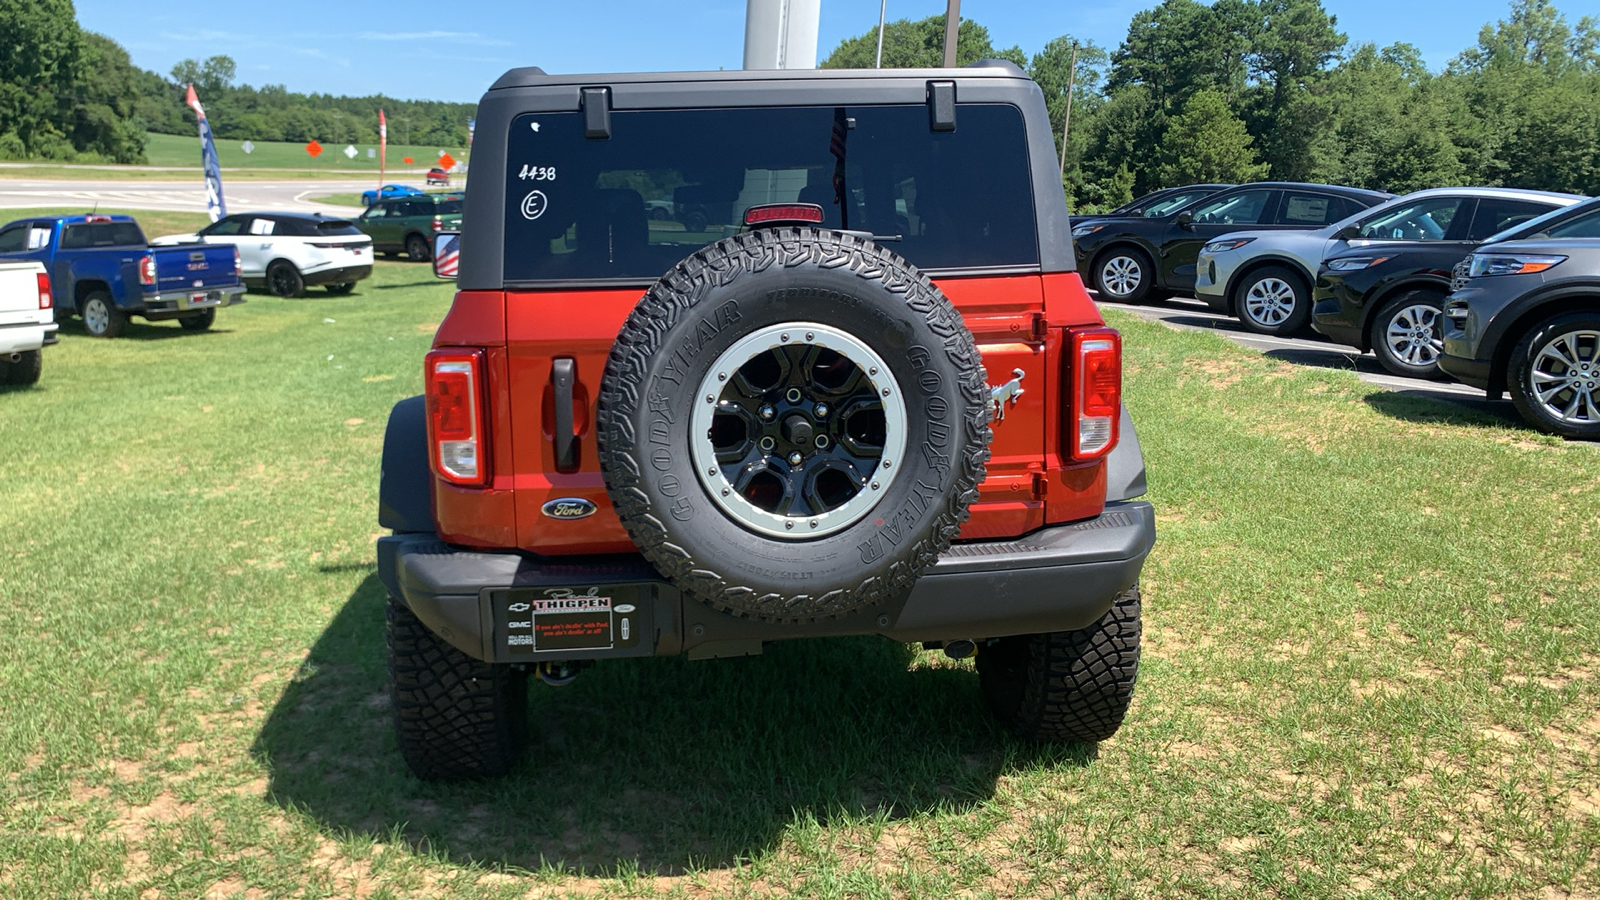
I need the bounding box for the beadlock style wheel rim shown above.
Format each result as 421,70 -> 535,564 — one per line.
84,298 -> 108,334
1530,329 -> 1600,426
690,322 -> 908,539
1385,304 -> 1443,368
1099,256 -> 1143,297
1244,277 -> 1296,326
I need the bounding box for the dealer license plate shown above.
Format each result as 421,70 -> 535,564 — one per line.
505,591 -> 614,652
189,292 -> 219,308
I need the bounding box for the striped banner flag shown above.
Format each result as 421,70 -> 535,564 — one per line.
185,84 -> 227,222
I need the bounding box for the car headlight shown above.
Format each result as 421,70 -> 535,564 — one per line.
1326,256 -> 1391,271
1072,224 -> 1106,238
1467,253 -> 1567,277
1201,238 -> 1255,254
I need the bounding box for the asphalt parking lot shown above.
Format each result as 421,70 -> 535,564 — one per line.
0,173 -> 372,216
1095,295 -> 1525,426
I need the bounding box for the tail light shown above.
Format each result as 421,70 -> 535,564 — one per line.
138,255 -> 156,287
432,215 -> 444,232
1069,327 -> 1121,459
233,246 -> 242,275
36,272 -> 52,309
425,349 -> 488,485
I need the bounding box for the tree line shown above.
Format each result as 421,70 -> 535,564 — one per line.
0,0 -> 473,164
822,0 -> 1600,211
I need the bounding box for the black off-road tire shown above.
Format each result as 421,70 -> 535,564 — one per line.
406,233 -> 432,262
388,594 -> 529,781
977,585 -> 1142,743
1507,313 -> 1600,440
596,227 -> 990,623
4,349 -> 42,386
267,261 -> 305,298
178,308 -> 215,331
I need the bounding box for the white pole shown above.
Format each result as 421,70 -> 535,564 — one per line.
745,0 -> 820,70
875,0 -> 887,68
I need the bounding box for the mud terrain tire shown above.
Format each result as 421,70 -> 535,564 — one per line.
388,594 -> 529,780
977,585 -> 1142,743
597,228 -> 990,623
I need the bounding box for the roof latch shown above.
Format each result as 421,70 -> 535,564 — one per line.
581,87 -> 611,140
927,81 -> 956,132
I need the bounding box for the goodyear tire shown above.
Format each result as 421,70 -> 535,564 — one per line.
597,228 -> 990,622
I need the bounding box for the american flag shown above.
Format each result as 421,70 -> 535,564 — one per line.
435,233 -> 460,278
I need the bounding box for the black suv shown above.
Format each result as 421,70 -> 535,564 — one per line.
1073,182 -> 1392,304
1311,190 -> 1585,377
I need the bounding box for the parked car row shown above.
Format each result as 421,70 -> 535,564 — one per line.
1073,183 -> 1600,439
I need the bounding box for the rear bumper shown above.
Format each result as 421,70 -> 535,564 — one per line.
302,264 -> 373,286
378,500 -> 1157,663
140,284 -> 247,317
0,320 -> 56,355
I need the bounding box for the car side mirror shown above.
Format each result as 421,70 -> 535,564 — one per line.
432,231 -> 459,280
1127,207 -> 1144,217
1176,211 -> 1194,229
1334,224 -> 1360,240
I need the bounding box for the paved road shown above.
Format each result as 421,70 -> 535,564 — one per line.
0,177 -> 371,216
1096,295 -> 1523,425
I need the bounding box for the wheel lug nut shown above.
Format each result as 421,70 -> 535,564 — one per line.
788,451 -> 803,465
760,405 -> 775,420
814,403 -> 828,418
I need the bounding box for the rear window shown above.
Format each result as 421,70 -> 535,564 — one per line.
501,103 -> 1038,283
275,218 -> 362,237
435,198 -> 463,214
60,221 -> 145,249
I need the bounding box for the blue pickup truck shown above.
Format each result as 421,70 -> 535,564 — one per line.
0,214 -> 245,337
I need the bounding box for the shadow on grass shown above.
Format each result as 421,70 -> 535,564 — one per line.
54,319 -> 229,342
254,573 -> 1085,875
369,279 -> 446,291
1363,389 -> 1520,429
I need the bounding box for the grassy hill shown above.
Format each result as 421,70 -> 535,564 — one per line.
142,132 -> 470,171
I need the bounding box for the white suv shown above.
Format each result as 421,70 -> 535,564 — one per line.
153,213 -> 373,298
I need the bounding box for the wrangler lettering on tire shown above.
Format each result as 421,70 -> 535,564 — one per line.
597,227 -> 991,622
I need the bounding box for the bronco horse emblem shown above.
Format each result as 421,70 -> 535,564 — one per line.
989,368 -> 1025,422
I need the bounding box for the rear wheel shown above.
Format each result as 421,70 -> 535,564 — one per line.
1371,290 -> 1445,378
388,594 -> 529,781
1507,314 -> 1600,440
406,233 -> 431,262
977,585 -> 1142,743
1234,265 -> 1311,336
80,291 -> 126,338
1092,248 -> 1155,304
267,261 -> 305,298
4,350 -> 41,386
178,308 -> 215,331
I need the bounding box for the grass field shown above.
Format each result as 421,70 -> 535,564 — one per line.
142,132 -> 468,173
0,236 -> 1596,897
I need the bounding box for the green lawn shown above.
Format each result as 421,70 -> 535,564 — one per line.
142,131 -> 468,173
0,242 -> 1595,897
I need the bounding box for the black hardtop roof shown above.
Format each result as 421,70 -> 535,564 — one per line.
489,60 -> 1029,92
1222,181 -> 1394,201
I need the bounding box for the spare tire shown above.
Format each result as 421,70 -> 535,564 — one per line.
597,228 -> 990,623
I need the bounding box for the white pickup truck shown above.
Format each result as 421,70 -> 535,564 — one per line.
0,260 -> 57,386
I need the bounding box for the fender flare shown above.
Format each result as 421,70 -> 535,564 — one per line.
1105,405 -> 1148,502
379,395 -> 435,534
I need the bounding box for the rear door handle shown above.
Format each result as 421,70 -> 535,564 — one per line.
551,358 -> 578,472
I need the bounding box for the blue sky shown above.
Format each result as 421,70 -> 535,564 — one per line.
78,0 -> 1560,104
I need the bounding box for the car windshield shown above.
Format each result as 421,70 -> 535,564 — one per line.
1482,198 -> 1599,244
500,103 -> 1038,282
1143,190 -> 1213,217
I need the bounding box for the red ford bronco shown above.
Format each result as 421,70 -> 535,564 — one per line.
377,61 -> 1156,780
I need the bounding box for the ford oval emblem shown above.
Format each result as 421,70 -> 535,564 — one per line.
542,497 -> 597,520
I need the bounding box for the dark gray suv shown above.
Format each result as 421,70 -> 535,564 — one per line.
1441,206 -> 1600,439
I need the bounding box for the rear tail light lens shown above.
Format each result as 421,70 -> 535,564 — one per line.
1070,328 -> 1122,459
138,255 -> 156,286
233,246 -> 242,275
426,349 -> 488,485
432,215 -> 444,232
36,272 -> 52,309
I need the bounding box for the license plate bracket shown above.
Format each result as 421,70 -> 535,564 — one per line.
492,585 -> 651,657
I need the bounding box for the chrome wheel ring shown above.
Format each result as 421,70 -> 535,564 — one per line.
689,322 -> 907,539
1385,304 -> 1443,368
83,297 -> 109,335
1244,277 -> 1297,327
1529,329 -> 1600,426
1099,255 -> 1143,297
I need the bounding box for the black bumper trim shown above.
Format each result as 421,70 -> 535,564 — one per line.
378,500 -> 1156,662
302,264 -> 373,286
1439,352 -> 1493,390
